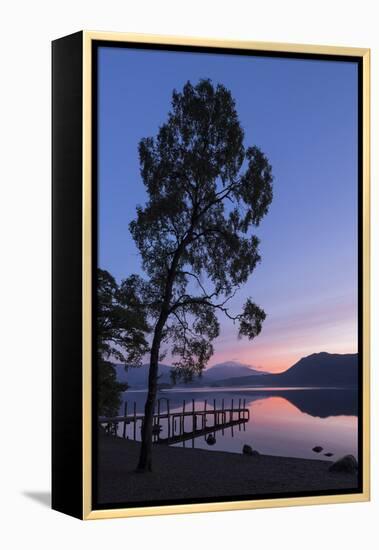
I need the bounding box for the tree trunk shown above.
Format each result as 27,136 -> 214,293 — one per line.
136,320 -> 164,472
136,239 -> 189,472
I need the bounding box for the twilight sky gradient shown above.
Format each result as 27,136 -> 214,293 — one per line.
98,46 -> 358,373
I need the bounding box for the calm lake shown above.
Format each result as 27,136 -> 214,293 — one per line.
118,387 -> 358,461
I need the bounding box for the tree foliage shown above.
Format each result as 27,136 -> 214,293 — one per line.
97,268 -> 150,415
97,359 -> 127,417
97,268 -> 149,365
130,79 -> 273,383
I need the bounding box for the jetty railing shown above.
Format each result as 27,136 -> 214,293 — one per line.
99,397 -> 249,446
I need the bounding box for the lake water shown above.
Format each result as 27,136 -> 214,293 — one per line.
118,387 -> 358,461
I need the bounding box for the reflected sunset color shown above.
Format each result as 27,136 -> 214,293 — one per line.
120,388 -> 358,461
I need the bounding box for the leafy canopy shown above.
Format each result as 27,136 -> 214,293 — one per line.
97,268 -> 150,365
97,359 -> 127,417
97,268 -> 150,415
129,79 -> 273,382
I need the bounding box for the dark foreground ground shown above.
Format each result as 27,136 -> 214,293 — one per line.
97,434 -> 358,505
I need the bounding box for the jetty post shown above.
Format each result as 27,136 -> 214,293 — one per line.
203,399 -> 207,430
167,399 -> 170,442
181,400 -> 186,437
192,399 -> 196,448
133,401 -> 137,440
157,399 -> 161,428
123,401 -> 128,439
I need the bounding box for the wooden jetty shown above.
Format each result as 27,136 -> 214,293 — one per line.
99,397 -> 249,446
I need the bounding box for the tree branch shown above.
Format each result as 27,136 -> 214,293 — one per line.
170,286 -> 239,317
178,270 -> 209,297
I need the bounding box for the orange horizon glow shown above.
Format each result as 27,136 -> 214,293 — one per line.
207,342 -> 358,374
206,298 -> 358,373
207,341 -> 358,374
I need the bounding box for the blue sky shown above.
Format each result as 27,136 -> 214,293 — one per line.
98,46 -> 358,372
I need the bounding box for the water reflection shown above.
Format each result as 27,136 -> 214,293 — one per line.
118,387 -> 358,460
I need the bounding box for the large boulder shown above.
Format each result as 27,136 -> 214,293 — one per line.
242,444 -> 253,455
242,444 -> 260,456
329,455 -> 358,473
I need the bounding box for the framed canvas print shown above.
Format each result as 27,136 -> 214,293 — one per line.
52,31 -> 370,520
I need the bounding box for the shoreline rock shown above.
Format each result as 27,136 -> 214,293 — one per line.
242,444 -> 260,456
329,455 -> 358,473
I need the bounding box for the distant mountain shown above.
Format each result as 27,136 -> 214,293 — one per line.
115,360 -> 264,388
115,363 -> 172,388
199,361 -> 265,382
213,353 -> 358,388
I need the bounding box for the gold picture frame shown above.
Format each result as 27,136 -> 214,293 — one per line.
52,31 -> 370,520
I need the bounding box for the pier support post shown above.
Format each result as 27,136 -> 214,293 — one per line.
182,400 -> 186,437
167,399 -> 170,442
133,401 -> 136,440
123,401 -> 128,438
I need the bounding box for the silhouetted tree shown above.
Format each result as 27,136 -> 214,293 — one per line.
97,359 -> 127,417
97,268 -> 149,416
129,79 -> 273,471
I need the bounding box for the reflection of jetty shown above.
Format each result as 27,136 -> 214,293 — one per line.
99,398 -> 249,446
